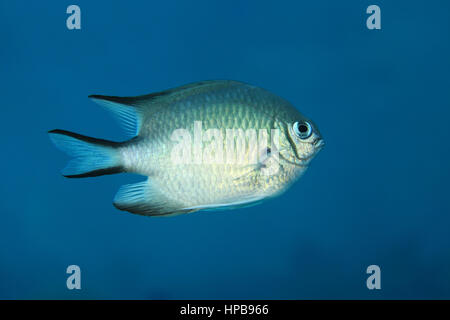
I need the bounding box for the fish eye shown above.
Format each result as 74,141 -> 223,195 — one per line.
293,121 -> 312,139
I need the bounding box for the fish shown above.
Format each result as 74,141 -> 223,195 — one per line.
49,80 -> 324,217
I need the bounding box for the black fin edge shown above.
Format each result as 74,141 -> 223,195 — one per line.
88,92 -> 168,106
64,166 -> 124,178
113,202 -> 196,217
48,129 -> 119,148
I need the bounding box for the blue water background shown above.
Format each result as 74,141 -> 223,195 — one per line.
1,1 -> 449,299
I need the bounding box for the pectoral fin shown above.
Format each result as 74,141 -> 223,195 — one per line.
233,147 -> 279,184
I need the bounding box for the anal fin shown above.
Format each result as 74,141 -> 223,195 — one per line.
113,179 -> 196,217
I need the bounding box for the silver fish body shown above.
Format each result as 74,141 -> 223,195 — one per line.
49,80 -> 324,216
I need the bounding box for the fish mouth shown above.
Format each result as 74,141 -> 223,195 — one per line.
314,139 -> 325,150
279,137 -> 325,167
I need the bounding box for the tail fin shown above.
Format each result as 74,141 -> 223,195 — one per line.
48,129 -> 123,178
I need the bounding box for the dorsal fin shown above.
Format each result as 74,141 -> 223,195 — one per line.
89,95 -> 144,137
148,80 -> 245,102
89,81 -> 246,137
